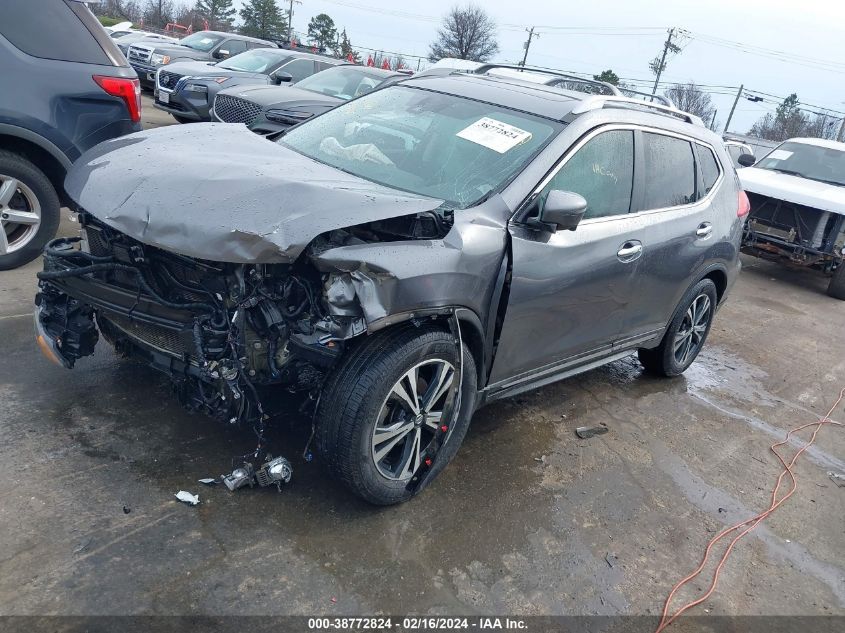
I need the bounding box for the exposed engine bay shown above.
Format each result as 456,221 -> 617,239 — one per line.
35,210 -> 456,486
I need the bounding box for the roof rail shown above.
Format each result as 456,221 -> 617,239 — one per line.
472,63 -> 622,96
570,95 -> 705,126
619,88 -> 675,108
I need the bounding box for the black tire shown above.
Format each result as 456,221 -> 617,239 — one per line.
638,278 -> 718,377
827,263 -> 845,300
0,150 -> 61,271
316,326 -> 477,505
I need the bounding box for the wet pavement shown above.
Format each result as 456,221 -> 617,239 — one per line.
1,223 -> 844,617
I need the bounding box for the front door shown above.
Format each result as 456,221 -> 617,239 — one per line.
489,128 -> 643,386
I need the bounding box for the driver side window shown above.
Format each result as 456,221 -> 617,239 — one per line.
280,58 -> 316,82
541,130 -> 634,219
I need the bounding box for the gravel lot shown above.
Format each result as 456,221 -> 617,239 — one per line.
0,98 -> 843,619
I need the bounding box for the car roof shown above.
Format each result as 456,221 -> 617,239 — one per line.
783,137 -> 845,151
401,71 -> 720,141
269,49 -> 348,63
200,30 -> 277,46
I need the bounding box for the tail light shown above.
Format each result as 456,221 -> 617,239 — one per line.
93,75 -> 141,123
737,190 -> 750,218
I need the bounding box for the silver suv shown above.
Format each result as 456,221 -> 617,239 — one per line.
35,66 -> 745,504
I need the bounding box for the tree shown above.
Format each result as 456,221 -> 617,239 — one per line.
307,13 -> 337,52
593,69 -> 620,86
240,0 -> 287,41
664,82 -> 717,128
338,29 -> 360,63
142,0 -> 176,28
749,93 -> 810,141
428,4 -> 499,62
193,0 -> 236,31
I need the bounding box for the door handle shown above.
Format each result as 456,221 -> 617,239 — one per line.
696,222 -> 713,237
617,241 -> 643,262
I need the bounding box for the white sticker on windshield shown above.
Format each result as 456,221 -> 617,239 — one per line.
456,117 -> 532,153
768,149 -> 793,161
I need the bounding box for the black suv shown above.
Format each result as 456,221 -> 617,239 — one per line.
127,30 -> 277,90
35,66 -> 744,504
0,0 -> 141,270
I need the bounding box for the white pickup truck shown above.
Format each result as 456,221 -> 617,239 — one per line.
739,137 -> 845,299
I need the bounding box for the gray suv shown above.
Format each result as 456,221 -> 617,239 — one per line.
0,0 -> 141,270
34,66 -> 744,504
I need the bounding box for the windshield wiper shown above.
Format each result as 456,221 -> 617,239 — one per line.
769,167 -> 805,178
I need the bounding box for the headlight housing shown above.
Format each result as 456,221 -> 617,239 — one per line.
265,109 -> 313,124
151,53 -> 171,65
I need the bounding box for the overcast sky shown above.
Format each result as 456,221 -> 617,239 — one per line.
259,0 -> 845,134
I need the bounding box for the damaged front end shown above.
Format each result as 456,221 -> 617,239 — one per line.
36,214 -> 367,442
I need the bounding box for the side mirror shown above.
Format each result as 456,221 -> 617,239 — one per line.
273,71 -> 293,84
538,190 -> 587,231
737,153 -> 756,167
215,48 -> 230,59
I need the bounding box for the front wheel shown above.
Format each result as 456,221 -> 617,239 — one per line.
638,279 -> 718,377
827,263 -> 845,300
316,326 -> 477,505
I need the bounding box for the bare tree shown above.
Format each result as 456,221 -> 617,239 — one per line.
664,82 -> 717,128
748,94 -> 822,141
101,0 -> 143,22
428,4 -> 499,62
142,0 -> 177,28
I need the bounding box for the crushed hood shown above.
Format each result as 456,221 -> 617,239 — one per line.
220,84 -> 342,109
64,124 -> 442,263
739,167 -> 845,216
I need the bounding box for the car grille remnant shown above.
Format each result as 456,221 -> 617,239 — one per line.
214,94 -> 262,125
127,45 -> 153,65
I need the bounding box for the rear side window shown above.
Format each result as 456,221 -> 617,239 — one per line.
221,39 -> 248,57
543,130 -> 635,219
0,0 -> 109,65
695,145 -> 721,195
642,133 -> 696,209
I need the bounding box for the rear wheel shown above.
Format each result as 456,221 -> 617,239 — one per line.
827,263 -> 845,300
638,279 -> 718,377
316,326 -> 477,505
0,150 -> 61,270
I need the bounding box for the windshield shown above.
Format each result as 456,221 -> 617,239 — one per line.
295,66 -> 394,100
756,141 -> 845,187
217,49 -> 290,73
280,86 -> 560,208
179,32 -> 224,52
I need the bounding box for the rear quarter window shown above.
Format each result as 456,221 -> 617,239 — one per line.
695,144 -> 722,195
642,132 -> 697,209
0,0 -> 110,65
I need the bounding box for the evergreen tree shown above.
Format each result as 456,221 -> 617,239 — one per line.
307,13 -> 337,52
338,29 -> 360,62
239,0 -> 287,41
193,0 -> 236,31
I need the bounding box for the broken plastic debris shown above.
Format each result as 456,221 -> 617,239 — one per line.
198,478 -> 218,485
175,491 -> 200,506
828,472 -> 845,487
575,424 -> 609,439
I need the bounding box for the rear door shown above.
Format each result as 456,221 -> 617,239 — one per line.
489,127 -> 645,386
617,131 -> 723,344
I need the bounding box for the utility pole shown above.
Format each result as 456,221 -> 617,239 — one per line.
650,27 -> 675,96
520,27 -> 538,68
287,0 -> 301,44
723,84 -> 743,134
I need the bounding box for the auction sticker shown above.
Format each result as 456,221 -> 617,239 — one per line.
767,149 -> 793,161
457,117 -> 532,153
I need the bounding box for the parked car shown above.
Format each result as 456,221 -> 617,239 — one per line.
739,138 -> 845,298
212,65 -> 403,134
127,30 -> 277,90
35,66 -> 744,504
724,139 -> 755,167
113,31 -> 179,56
0,0 -> 141,270
154,49 -> 345,123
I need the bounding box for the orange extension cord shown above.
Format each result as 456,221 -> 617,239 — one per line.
655,387 -> 845,632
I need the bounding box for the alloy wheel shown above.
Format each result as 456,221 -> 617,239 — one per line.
371,359 -> 456,481
0,175 -> 41,255
673,293 -> 711,366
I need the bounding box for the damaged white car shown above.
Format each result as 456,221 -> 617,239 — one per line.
739,137 -> 845,298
